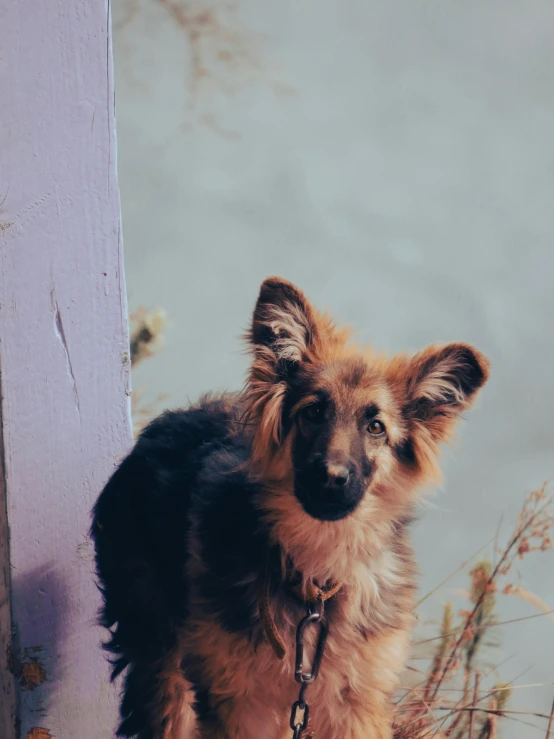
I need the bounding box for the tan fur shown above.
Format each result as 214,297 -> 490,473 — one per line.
153,277 -> 489,739
162,517 -> 415,739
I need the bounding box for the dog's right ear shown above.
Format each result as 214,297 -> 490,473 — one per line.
249,276 -> 320,366
243,278 -> 320,466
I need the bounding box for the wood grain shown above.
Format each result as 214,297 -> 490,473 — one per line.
0,0 -> 132,735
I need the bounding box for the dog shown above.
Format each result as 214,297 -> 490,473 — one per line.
91,276 -> 489,739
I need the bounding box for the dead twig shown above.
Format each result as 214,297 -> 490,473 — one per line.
394,487 -> 553,738
546,694 -> 554,739
469,672 -> 479,739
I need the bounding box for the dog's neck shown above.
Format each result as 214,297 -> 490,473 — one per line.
274,553 -> 341,603
258,481 -> 416,639
260,482 -> 406,590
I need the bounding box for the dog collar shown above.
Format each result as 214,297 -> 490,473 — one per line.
259,555 -> 342,660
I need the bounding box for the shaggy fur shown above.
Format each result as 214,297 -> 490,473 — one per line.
91,277 -> 490,739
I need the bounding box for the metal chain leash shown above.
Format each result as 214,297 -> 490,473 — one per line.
289,596 -> 329,739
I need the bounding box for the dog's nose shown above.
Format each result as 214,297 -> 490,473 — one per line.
325,463 -> 350,487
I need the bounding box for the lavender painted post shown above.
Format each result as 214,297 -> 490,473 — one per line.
0,1 -> 132,737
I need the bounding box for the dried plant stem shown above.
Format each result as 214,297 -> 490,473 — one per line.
546,695 -> 554,739
487,700 -> 497,739
429,500 -> 551,701
416,540 -> 493,608
404,686 -> 448,738
469,672 -> 479,739
394,488 -> 553,739
415,609 -> 554,646
436,707 -> 554,720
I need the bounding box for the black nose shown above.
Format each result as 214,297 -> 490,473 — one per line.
325,463 -> 350,487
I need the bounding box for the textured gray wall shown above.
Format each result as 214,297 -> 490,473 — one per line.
113,1 -> 554,734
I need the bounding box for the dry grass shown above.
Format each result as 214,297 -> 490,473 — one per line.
129,306 -> 166,367
126,308 -> 553,736
129,307 -> 168,434
395,486 -> 554,738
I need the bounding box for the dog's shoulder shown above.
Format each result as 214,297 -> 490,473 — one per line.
135,392 -> 239,459
93,393 -> 240,529
181,407 -> 269,636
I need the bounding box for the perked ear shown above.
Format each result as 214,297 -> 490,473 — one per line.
249,277 -> 320,367
243,277 -> 321,472
404,342 -> 490,441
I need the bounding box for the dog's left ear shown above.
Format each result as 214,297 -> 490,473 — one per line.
249,276 -> 320,367
404,342 -> 490,441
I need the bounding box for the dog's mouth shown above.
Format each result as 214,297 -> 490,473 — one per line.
294,478 -> 364,522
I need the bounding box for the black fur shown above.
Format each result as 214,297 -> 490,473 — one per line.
92,392 -> 362,736
393,438 -> 417,467
291,398 -> 372,522
91,395 -> 269,737
193,450 -> 269,634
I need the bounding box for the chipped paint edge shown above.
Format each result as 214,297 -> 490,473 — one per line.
0,401 -> 17,737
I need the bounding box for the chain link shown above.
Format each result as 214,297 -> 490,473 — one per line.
289,596 -> 328,739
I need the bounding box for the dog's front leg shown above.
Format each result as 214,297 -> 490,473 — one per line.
196,695 -> 286,739
312,695 -> 394,739
348,706 -> 394,739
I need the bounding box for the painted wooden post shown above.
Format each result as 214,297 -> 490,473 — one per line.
0,1 -> 132,737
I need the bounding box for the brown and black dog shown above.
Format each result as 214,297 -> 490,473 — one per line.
92,276 -> 489,739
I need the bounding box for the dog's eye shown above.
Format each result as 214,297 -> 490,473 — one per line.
367,420 -> 385,436
303,404 -> 325,423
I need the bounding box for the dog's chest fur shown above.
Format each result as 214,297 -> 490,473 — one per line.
184,461 -> 416,738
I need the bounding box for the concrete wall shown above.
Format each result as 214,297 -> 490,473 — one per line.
113,0 -> 554,734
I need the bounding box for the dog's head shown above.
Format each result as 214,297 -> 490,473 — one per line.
243,277 -> 489,524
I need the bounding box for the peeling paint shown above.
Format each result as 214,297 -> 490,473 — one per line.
20,652 -> 47,691
26,729 -> 53,739
76,537 -> 94,562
